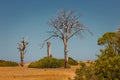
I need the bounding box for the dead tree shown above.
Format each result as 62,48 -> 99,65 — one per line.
17,38 -> 28,67
47,41 -> 51,57
41,10 -> 91,68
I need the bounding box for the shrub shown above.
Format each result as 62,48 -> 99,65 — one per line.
0,60 -> 18,67
28,57 -> 64,68
59,57 -> 78,65
72,56 -> 120,80
28,57 -> 78,68
94,56 -> 120,80
68,57 -> 78,65
70,61 -> 97,80
58,58 -> 71,68
72,30 -> 120,80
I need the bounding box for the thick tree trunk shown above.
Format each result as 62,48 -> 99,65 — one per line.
47,41 -> 51,57
20,51 -> 24,67
63,39 -> 68,68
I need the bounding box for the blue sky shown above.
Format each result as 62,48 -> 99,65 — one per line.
0,0 -> 120,62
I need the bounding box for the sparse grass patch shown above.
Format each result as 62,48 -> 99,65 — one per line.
0,65 -> 78,80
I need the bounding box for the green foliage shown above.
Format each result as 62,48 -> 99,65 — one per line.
72,30 -> 120,80
114,31 -> 120,54
0,60 -> 18,67
28,57 -> 77,68
94,56 -> 120,80
95,31 -> 120,80
98,45 -> 116,58
58,58 -> 71,68
68,57 -> 78,65
58,57 -> 78,65
72,56 -> 120,80
98,31 -> 120,55
71,62 -> 97,80
28,57 -> 64,68
98,32 -> 115,45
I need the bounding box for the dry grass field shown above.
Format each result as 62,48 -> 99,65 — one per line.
0,63 -> 79,80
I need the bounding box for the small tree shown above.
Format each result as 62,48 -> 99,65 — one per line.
95,29 -> 120,79
72,28 -> 120,80
17,37 -> 28,67
42,9 -> 91,68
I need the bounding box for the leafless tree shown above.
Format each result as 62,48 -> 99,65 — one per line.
47,41 -> 51,57
42,9 -> 91,68
17,37 -> 28,67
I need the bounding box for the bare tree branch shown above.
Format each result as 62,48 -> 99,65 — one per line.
40,34 -> 60,49
48,21 -> 64,38
41,9 -> 91,68
68,28 -> 84,40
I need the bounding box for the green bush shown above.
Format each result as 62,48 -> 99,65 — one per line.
73,56 -> 120,80
58,58 -> 71,68
68,57 -> 78,65
59,57 -> 78,65
70,61 -> 97,80
94,56 -> 120,80
28,57 -> 78,68
71,30 -> 120,80
28,57 -> 64,68
0,60 -> 18,67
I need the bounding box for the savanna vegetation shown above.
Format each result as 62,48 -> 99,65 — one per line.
28,57 -> 78,68
1,28 -> 119,80
71,28 -> 120,80
0,65 -> 78,80
0,60 -> 18,67
28,57 -> 64,68
0,9 -> 120,80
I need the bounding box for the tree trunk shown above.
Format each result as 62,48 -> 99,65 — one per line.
20,51 -> 24,67
63,39 -> 68,68
47,41 -> 51,57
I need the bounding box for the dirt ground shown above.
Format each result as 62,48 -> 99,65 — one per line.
0,64 -> 79,80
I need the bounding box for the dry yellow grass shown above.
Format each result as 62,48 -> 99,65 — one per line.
0,64 -> 79,80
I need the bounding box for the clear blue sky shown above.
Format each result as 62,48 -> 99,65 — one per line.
0,0 -> 120,62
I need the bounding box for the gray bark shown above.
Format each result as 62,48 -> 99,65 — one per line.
47,41 -> 51,57
63,39 -> 68,68
20,51 -> 24,66
18,38 -> 28,67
